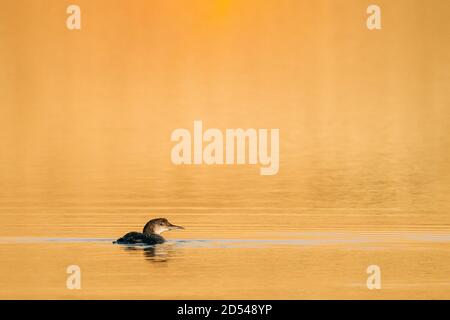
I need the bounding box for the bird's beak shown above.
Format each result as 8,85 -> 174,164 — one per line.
169,224 -> 185,230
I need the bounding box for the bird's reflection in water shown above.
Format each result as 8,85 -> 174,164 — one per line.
122,243 -> 177,263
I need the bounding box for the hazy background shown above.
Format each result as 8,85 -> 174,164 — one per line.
0,0 -> 449,299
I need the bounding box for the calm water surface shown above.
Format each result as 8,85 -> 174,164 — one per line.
1,119 -> 449,298
1,0 -> 450,299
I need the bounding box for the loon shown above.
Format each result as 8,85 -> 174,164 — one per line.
113,218 -> 184,245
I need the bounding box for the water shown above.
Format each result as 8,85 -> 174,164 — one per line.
1,0 -> 450,299
1,231 -> 450,299
0,228 -> 449,299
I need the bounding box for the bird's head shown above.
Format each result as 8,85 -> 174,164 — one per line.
143,218 -> 184,235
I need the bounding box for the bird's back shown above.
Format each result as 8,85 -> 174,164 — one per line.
113,232 -> 165,245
